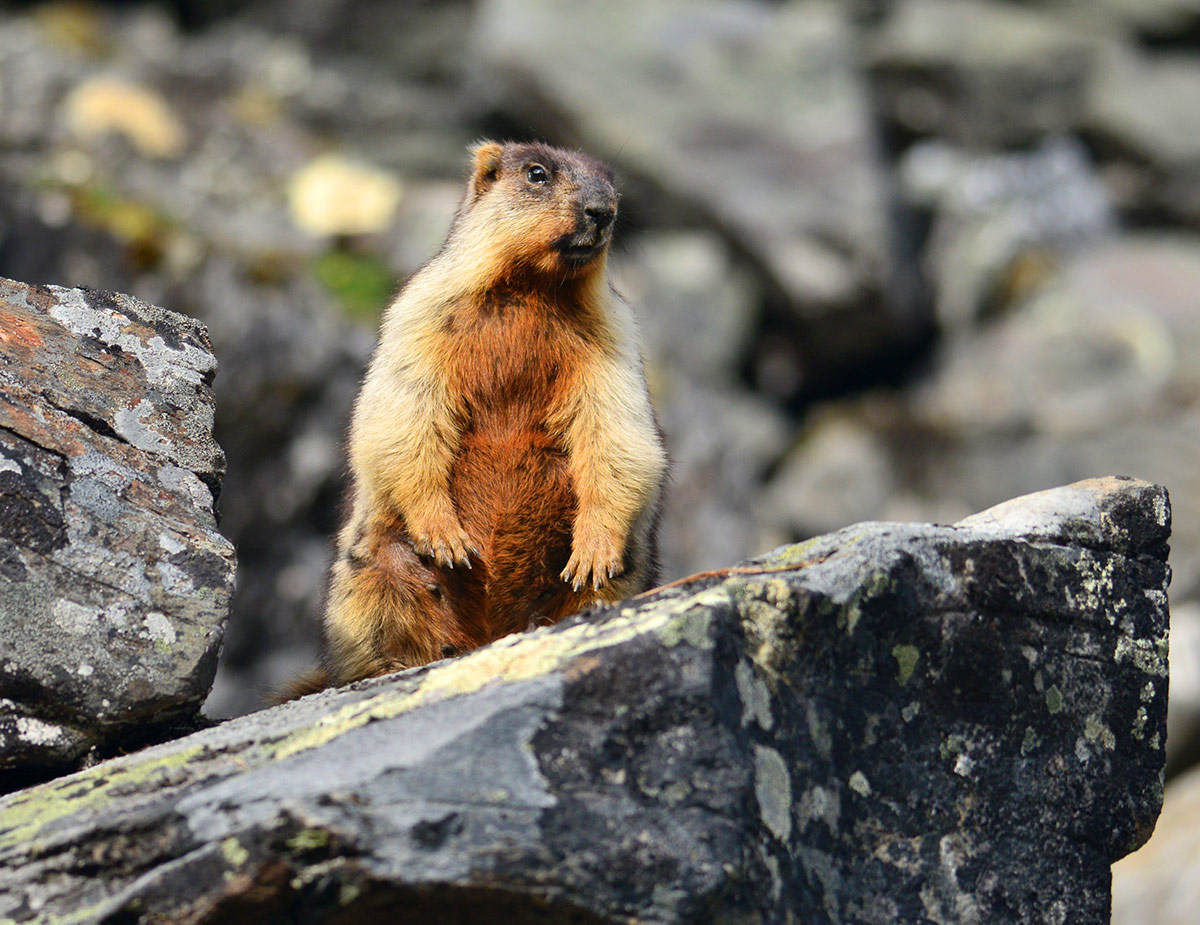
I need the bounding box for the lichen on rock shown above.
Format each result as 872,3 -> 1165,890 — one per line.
0,277 -> 235,779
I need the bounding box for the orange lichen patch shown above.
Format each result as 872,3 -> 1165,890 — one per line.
0,297 -> 210,460
0,309 -> 47,358
0,386 -> 89,459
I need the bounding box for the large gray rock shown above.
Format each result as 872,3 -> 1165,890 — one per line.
654,381 -> 792,581
898,136 -> 1116,333
870,0 -> 1101,146
1040,0 -> 1200,37
611,230 -> 759,386
0,477 -> 1168,923
472,0 -> 901,390
1086,45 -> 1200,223
0,278 -> 235,775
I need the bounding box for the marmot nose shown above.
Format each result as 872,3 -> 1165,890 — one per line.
585,204 -> 615,232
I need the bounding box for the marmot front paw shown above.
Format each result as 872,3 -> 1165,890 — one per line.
561,528 -> 624,592
409,510 -> 477,569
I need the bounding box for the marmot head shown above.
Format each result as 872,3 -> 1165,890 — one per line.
455,140 -> 619,279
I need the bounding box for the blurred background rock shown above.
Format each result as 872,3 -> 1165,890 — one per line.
0,0 -> 1197,911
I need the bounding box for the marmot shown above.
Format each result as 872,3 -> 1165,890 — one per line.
285,140 -> 668,696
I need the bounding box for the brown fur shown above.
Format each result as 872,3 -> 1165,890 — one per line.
280,141 -> 668,699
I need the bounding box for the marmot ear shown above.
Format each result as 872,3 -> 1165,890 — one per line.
468,141 -> 504,201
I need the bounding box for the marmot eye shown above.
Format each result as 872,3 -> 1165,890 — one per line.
526,164 -> 549,184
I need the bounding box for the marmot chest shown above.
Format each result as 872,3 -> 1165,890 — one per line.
443,295 -> 586,435
441,294 -> 584,546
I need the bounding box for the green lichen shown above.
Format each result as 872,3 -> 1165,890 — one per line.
1084,716 -> 1116,751
273,586 -> 730,761
1072,556 -> 1119,621
1045,685 -> 1064,714
735,579 -> 795,678
221,836 -> 249,867
1114,635 -> 1169,678
1133,706 -> 1149,738
0,744 -> 204,852
1021,727 -> 1041,756
312,250 -> 396,322
806,703 -> 833,759
286,828 -> 332,853
748,537 -> 823,569
735,659 -> 774,731
838,529 -> 874,549
892,645 -> 920,686
656,607 -> 714,650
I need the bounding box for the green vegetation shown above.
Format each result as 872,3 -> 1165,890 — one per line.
312,250 -> 396,322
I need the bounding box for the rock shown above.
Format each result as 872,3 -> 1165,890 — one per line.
899,136 -> 1116,333
382,178 -> 463,278
611,230 -> 787,583
611,230 -> 759,384
918,244 -> 1188,437
870,0 -> 1101,146
655,381 -> 792,581
762,405 -> 899,539
911,237 -> 1200,597
193,260 -> 371,719
0,278 -> 235,777
0,477 -> 1169,922
473,0 -> 902,391
237,0 -> 476,84
775,236 -> 1200,578
0,16 -> 89,149
1040,0 -> 1200,37
769,235 -> 1200,770
0,3 -> 391,720
1112,761 -> 1200,925
1087,45 -> 1200,223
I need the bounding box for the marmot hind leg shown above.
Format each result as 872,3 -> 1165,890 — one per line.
323,530 -> 468,685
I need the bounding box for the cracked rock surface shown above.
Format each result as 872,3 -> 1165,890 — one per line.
0,476 -> 1167,923
0,277 -> 235,777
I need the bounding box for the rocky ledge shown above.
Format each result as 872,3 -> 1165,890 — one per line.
0,278 -> 235,778
0,476 -> 1169,923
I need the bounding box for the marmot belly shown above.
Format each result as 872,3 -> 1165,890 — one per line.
440,423 -> 587,643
